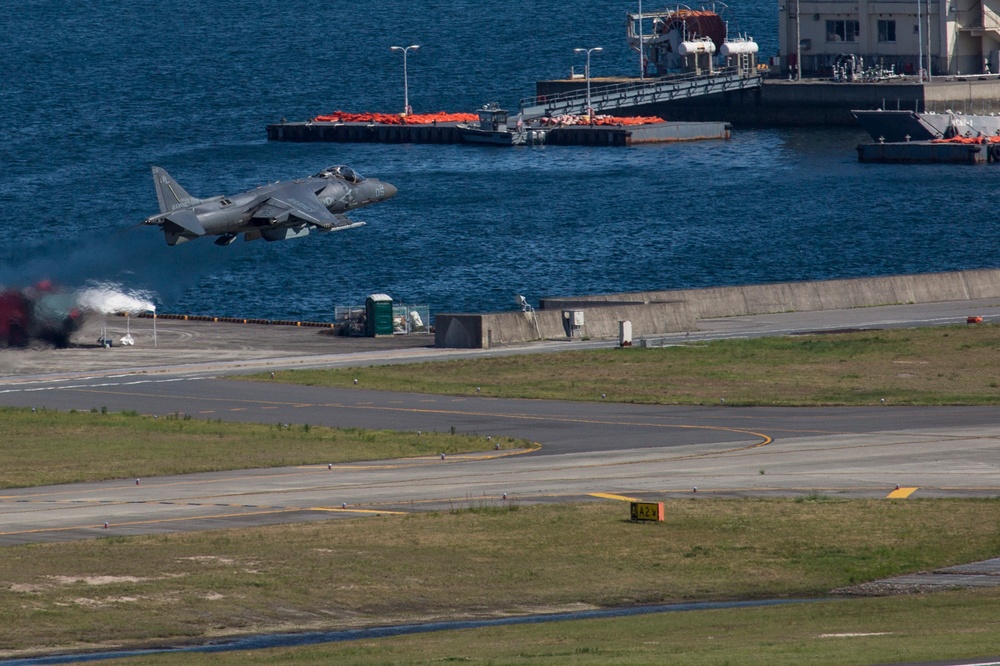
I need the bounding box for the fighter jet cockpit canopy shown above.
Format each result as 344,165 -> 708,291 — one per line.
313,166 -> 365,183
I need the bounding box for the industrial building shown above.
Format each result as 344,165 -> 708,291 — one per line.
778,0 -> 1000,76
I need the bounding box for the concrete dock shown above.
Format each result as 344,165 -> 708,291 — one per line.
265,120 -> 730,146
535,76 -> 1000,128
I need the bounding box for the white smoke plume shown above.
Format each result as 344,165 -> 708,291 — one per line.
75,282 -> 157,315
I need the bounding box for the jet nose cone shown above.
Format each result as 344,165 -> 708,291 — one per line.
381,182 -> 398,200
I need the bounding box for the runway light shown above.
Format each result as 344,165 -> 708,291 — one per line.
601,393 -> 606,398
328,463 -> 333,470
476,387 -> 481,393
440,453 -> 446,460
103,522 -> 109,529
692,486 -> 697,493
135,479 -> 140,486
502,493 -> 508,500
353,378 -> 358,385
342,502 -> 347,509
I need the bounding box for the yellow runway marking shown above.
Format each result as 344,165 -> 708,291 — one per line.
887,487 -> 919,498
589,493 -> 639,502
309,507 -> 407,515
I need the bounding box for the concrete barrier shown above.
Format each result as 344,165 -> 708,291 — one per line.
962,269 -> 1000,299
891,272 -> 970,305
812,275 -> 899,311
436,302 -> 693,348
440,269 -> 1000,348
435,315 -> 484,349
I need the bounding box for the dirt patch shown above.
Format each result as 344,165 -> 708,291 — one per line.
49,575 -> 150,586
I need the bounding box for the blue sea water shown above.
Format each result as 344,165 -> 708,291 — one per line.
2,0 -> 998,320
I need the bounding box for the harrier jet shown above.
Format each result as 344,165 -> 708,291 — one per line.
142,166 -> 397,246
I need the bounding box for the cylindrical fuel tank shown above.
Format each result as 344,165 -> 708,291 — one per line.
720,40 -> 759,56
678,40 -> 716,55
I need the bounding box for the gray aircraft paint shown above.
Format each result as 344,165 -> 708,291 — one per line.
143,166 -> 397,246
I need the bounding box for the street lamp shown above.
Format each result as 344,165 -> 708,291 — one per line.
390,44 -> 420,116
573,46 -> 603,119
638,0 -> 644,81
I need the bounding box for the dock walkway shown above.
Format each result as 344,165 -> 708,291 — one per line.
520,67 -> 762,119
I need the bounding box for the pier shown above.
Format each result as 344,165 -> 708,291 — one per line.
535,76 -> 1000,128
265,120 -> 730,146
520,67 -> 762,119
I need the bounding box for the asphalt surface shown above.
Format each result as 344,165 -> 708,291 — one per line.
1,301 -> 1000,547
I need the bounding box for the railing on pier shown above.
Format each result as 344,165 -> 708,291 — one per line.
519,67 -> 762,119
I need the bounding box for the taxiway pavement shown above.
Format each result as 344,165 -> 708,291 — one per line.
1,300 -> 999,545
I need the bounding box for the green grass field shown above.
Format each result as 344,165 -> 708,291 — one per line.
6,325 -> 1000,663
253,324 -> 1000,406
95,591 -> 1000,665
0,407 -> 522,488
2,500 -> 999,663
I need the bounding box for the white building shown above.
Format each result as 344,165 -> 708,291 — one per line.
778,0 -> 1000,76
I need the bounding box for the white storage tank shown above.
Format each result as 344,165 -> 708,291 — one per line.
720,40 -> 759,56
678,39 -> 716,55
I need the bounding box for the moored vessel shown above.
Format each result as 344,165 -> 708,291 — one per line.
853,109 -> 1000,143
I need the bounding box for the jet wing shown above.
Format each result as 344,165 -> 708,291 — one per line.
251,183 -> 348,230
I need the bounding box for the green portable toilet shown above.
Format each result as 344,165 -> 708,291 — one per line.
365,293 -> 394,336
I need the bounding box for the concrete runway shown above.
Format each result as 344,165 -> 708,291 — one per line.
1,301 -> 1000,546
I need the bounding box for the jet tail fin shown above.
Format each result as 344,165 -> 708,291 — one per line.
151,166 -> 201,213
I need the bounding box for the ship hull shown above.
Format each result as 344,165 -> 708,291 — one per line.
853,109 -> 1000,142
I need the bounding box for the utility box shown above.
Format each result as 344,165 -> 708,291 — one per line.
365,293 -> 394,336
619,320 -> 632,347
562,310 -> 584,338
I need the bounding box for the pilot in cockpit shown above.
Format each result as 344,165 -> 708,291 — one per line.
314,166 -> 365,183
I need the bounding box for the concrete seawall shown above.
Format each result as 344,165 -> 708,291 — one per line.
435,269 -> 1000,348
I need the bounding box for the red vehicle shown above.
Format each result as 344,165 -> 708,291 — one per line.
0,284 -> 83,348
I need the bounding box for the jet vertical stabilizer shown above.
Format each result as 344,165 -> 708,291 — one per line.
152,166 -> 203,213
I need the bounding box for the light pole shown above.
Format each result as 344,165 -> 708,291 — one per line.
390,44 -> 419,116
638,0 -> 644,81
573,46 -> 603,119
794,0 -> 801,80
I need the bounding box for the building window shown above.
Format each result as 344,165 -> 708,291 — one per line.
826,19 -> 860,42
878,20 -> 896,43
